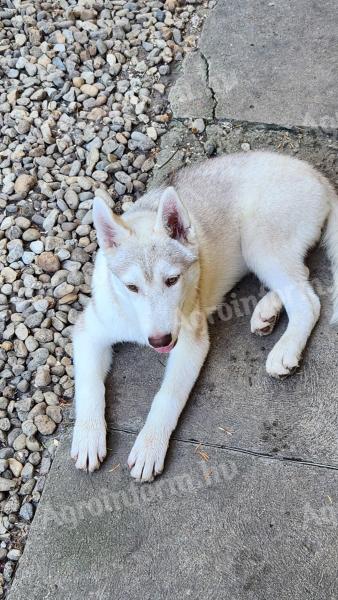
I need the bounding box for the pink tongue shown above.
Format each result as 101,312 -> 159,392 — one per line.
154,343 -> 174,354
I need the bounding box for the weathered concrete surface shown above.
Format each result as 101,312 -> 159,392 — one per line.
170,0 -> 338,128
9,430 -> 338,600
168,51 -> 214,119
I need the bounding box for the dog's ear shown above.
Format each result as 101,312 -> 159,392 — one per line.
93,197 -> 130,251
155,187 -> 193,242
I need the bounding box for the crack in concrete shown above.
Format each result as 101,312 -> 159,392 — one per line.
98,423 -> 338,473
171,115 -> 338,140
63,418 -> 338,472
200,49 -> 217,119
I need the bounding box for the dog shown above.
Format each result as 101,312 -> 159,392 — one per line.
71,150 -> 338,481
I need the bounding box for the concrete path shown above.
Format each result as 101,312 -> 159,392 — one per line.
9,1 -> 338,599
9,430 -> 338,600
169,0 -> 338,128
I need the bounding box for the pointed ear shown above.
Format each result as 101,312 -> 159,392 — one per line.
93,197 -> 130,251
155,187 -> 192,242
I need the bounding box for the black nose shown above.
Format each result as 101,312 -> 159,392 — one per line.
148,333 -> 172,348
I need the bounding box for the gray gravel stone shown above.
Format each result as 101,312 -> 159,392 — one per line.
14,174 -> 36,195
34,414 -> 56,435
191,118 -> 205,133
7,549 -> 21,561
0,418 -> 11,432
15,323 -> 28,341
21,463 -> 34,482
0,478 -> 16,492
25,437 -> 41,452
54,282 -> 74,299
131,131 -> 155,150
8,458 -> 23,477
0,459 -> 9,474
21,420 -> 37,437
3,494 -> 20,515
19,502 -> 34,521
34,366 -> 51,388
43,209 -> 58,232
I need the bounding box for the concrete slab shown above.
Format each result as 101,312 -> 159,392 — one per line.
8,430 -> 338,600
170,0 -> 338,128
168,51 -> 214,119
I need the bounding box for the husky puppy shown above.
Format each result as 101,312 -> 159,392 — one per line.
71,151 -> 338,481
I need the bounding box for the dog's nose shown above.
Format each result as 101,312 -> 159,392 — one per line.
148,333 -> 172,348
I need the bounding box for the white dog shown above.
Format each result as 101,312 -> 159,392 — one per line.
71,151 -> 338,481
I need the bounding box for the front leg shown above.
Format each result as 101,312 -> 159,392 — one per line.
71,302 -> 113,472
128,314 -> 210,482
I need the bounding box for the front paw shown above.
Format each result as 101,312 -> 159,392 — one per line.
71,420 -> 107,472
128,425 -> 170,482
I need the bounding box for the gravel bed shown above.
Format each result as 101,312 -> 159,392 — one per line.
0,0 -> 206,595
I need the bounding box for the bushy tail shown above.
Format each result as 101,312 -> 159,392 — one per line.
325,184 -> 338,325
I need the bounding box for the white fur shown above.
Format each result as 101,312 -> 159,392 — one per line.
71,151 -> 338,480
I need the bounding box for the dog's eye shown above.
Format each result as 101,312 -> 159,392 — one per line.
165,275 -> 180,287
126,284 -> 139,293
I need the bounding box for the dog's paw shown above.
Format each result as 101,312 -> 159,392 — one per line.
71,420 -> 106,472
251,312 -> 278,336
266,340 -> 300,379
251,292 -> 281,336
128,425 -> 170,482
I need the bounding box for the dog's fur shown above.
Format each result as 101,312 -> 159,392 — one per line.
71,151 -> 338,481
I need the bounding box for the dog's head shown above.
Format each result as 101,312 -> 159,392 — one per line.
93,187 -> 199,352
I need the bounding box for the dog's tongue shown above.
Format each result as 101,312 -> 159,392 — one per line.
154,341 -> 175,354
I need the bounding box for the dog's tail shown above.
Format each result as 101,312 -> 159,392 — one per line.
324,181 -> 338,325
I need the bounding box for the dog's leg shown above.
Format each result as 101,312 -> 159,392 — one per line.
266,280 -> 320,378
71,303 -> 113,472
250,263 -> 320,378
250,291 -> 283,336
128,314 -> 210,482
